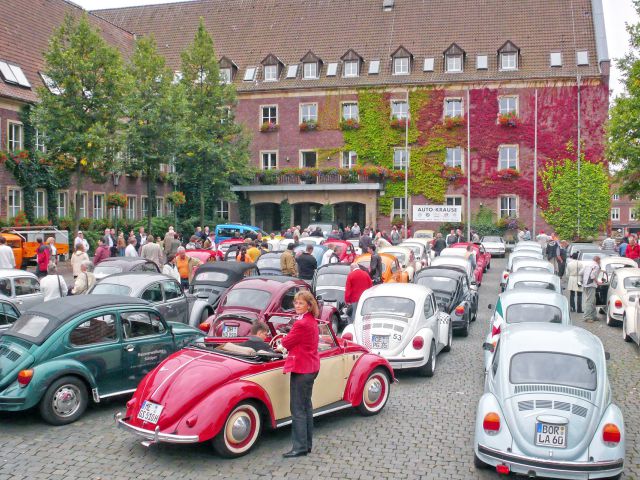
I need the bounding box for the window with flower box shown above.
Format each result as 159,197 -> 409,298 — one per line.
261,105 -> 278,125
393,148 -> 409,170
498,145 -> 518,170
262,151 -> 277,170
57,191 -> 68,218
499,196 -> 517,218
299,103 -> 318,123
7,187 -> 22,219
217,200 -> 229,220
126,196 -> 136,220
7,122 -> 23,151
342,151 -> 357,169
611,208 -> 620,221
445,147 -> 463,168
444,99 -> 463,118
499,96 -> 518,115
391,100 -> 408,119
342,103 -> 359,121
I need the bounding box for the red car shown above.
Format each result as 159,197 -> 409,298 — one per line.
185,249 -> 222,263
321,239 -> 357,263
200,276 -> 341,338
451,242 -> 491,272
116,319 -> 394,457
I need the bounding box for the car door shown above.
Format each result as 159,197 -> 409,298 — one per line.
13,276 -> 43,311
606,273 -> 618,308
162,279 -> 188,324
120,309 -> 175,385
423,294 -> 441,349
141,282 -> 168,318
0,300 -> 20,331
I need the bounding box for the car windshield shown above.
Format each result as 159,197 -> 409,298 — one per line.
415,276 -> 457,293
361,296 -> 415,317
8,313 -> 51,340
483,236 -> 502,243
510,352 -> 597,390
506,304 -> 563,323
223,288 -> 271,310
581,252 -> 610,261
257,257 -> 282,270
512,281 -> 556,291
605,263 -> 632,274
624,276 -> 640,289
315,273 -> 347,287
194,271 -> 230,283
315,288 -> 345,303
386,252 -> 407,264
94,266 -> 122,276
91,284 -> 132,296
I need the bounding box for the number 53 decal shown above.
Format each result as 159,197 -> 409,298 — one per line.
392,333 -> 402,341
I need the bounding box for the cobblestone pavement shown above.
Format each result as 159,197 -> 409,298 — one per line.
1,257 -> 639,479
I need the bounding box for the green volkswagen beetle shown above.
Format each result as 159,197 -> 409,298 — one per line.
0,295 -> 204,425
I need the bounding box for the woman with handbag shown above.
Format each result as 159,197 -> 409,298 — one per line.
566,253 -> 583,313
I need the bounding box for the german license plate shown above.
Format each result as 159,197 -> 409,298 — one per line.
535,422 -> 567,448
372,335 -> 389,350
222,325 -> 238,338
137,401 -> 163,424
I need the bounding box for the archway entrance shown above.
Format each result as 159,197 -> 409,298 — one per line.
254,203 -> 280,232
333,202 -> 366,229
293,202 -> 323,228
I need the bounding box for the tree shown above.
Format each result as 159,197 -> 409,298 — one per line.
33,14 -> 126,233
178,19 -> 250,225
541,147 -> 610,240
607,1 -> 640,197
126,35 -> 184,232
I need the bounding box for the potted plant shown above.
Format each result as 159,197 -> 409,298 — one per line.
497,112 -> 517,127
166,191 -> 187,206
390,117 -> 409,130
299,120 -> 318,132
260,121 -> 279,132
494,168 -> 520,181
340,118 -> 360,131
106,192 -> 128,209
444,116 -> 465,129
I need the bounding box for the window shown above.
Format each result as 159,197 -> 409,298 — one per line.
500,52 -> 518,70
343,60 -> 359,77
391,100 -> 408,119
392,197 -> 407,217
35,129 -> 46,152
40,72 -> 62,95
286,64 -> 298,78
121,311 -> 165,339
611,208 -> 620,221
0,61 -> 30,87
220,68 -> 232,84
326,63 -> 338,76
423,58 -> 435,71
498,146 -> 518,170
476,55 -> 488,70
393,57 -> 409,75
7,188 -> 22,218
57,191 -> 67,218
550,52 -> 562,67
69,315 -> 117,346
264,65 -> 278,81
576,51 -> 589,66
163,280 -> 183,300
78,192 -> 87,218
0,302 -> 19,327
499,96 -> 518,115
445,147 -> 463,168
631,210 -> 638,222
300,103 -> 318,123
424,295 -> 435,318
243,67 -> 256,81
612,194 -> 620,201
156,197 -> 164,217
141,197 -> 149,218
166,201 -> 174,217
446,196 -> 463,207
7,122 -> 23,151
444,99 -> 463,117
126,196 -> 136,220
499,196 -> 517,218
342,151 -> 357,169
393,148 -> 409,170
261,105 -> 278,125
303,62 -> 318,79
342,102 -> 359,121
14,277 -> 40,296
301,151 -> 317,168
262,151 -> 277,170
93,194 -> 104,220
368,60 -> 380,74
446,55 -> 463,72
216,200 -> 229,220
142,283 -> 163,303
35,190 -> 46,219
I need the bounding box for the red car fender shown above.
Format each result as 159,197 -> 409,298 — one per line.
319,304 -> 339,323
180,380 -> 277,441
342,354 -> 394,406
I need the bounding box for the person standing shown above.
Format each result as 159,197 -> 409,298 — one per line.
619,237 -> 629,257
40,263 -> 68,301
162,254 -> 181,282
566,253 -> 583,313
344,263 -> 372,322
175,246 -> 202,289
432,233 -> 447,257
556,240 -> 568,278
545,234 -> 559,272
280,291 -> 320,458
71,261 -> 95,295
93,237 -> 111,266
125,237 -> 138,257
321,244 -> 337,266
47,237 -> 58,265
445,229 -> 457,247
582,256 -> 601,323
601,234 -> 617,253
625,236 -> 640,265
104,228 -> 115,256
390,226 -> 401,246
117,232 -> 126,256
351,223 -> 361,237
536,230 -> 549,249
74,231 -> 90,253
523,227 -> 531,241
296,244 -> 317,281
246,241 -> 261,263
35,238 -> 51,278
141,235 -> 164,270
0,236 -> 15,269
135,227 -> 148,253
517,228 -> 525,243
358,231 -> 372,252
368,245 -> 382,285
70,243 -> 89,280
163,226 -> 176,257
280,243 -> 298,277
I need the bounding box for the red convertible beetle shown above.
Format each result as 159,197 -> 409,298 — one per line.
450,242 -> 492,272
116,318 -> 394,457
321,239 -> 357,264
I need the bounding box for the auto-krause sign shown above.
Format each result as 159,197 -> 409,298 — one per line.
413,205 -> 462,222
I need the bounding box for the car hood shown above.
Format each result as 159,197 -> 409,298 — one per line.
0,337 -> 34,390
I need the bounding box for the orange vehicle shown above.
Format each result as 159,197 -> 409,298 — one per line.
1,226 -> 70,269
353,252 -> 410,283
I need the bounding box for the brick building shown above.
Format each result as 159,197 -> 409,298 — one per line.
611,192 -> 640,236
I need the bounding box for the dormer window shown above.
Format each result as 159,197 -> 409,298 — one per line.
344,61 -> 358,77
303,62 -> 318,79
498,41 -> 520,71
300,51 -> 322,80
220,68 -> 231,84
391,46 -> 413,75
264,65 -> 278,81
341,49 -> 363,78
218,56 -> 238,83
444,43 -> 465,73
261,54 -> 284,82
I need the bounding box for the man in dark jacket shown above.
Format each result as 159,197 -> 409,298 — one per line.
240,322 -> 274,352
359,232 -> 372,252
432,233 -> 447,256
368,245 -> 382,284
296,244 -> 318,280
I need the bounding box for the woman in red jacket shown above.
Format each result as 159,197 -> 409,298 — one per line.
280,290 -> 320,458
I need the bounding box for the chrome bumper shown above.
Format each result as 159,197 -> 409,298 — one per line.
478,444 -> 624,473
115,412 -> 199,444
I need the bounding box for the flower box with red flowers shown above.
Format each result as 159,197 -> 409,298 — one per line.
441,166 -> 465,182
444,116 -> 465,129
493,168 -> 520,181
106,192 -> 128,209
390,117 -> 409,130
340,119 -> 360,131
167,191 -> 187,206
260,121 -> 279,133
497,113 -> 517,127
299,120 -> 318,132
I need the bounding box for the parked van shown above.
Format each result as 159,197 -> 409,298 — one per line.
214,224 -> 267,243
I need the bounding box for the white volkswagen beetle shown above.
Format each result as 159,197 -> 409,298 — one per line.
605,267 -> 640,327
341,283 -> 451,377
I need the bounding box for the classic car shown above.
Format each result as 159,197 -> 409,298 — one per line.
379,246 -> 420,280
312,263 -> 351,332
321,239 -> 357,264
342,283 -> 451,376
399,241 -> 430,268
604,267 -> 640,327
413,266 -> 477,337
413,229 -> 435,240
116,317 -> 394,457
451,242 -> 491,272
623,296 -> 640,345
578,250 -> 617,263
438,248 -> 484,285
500,250 -> 545,290
185,249 -> 221,264
566,242 -> 598,258
346,238 -> 362,256
201,276 -> 339,338
255,252 -> 283,275
594,256 -> 638,308
300,236 -> 325,246
481,236 -> 506,258
513,242 -> 543,254
430,255 -> 475,287
504,270 -> 561,293
511,258 -> 555,275
475,323 -> 624,479
294,244 -> 328,266
0,297 -> 21,331
217,238 -> 245,255
0,295 -> 203,425
214,224 -> 266,244
353,253 -> 410,283
94,257 -> 160,281
0,269 -> 43,312
307,223 -> 337,238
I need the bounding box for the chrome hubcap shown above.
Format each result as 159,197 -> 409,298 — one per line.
228,413 -> 251,443
52,385 -> 81,418
366,378 -> 382,404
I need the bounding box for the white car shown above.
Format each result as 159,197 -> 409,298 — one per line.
500,250 -> 544,291
481,236 -> 506,258
430,255 -> 475,286
379,246 -> 420,280
504,270 -> 561,293
399,241 -> 429,268
300,236 -> 325,246
512,244 -> 543,255
605,267 -> 640,327
623,296 -> 640,345
595,256 -> 638,308
511,258 -> 555,275
341,283 -> 451,376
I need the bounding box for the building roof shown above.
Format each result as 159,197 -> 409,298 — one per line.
0,0 -> 134,103
94,0 -> 606,93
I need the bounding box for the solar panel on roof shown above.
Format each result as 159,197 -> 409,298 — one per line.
286,64 -> 298,78
326,63 -> 338,76
368,60 -> 380,74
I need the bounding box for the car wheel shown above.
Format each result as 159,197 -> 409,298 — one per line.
474,452 -> 489,469
212,402 -> 262,458
356,368 -> 390,416
39,376 -> 88,425
330,314 -> 340,334
418,340 -> 436,377
200,308 -> 212,324
442,324 -> 453,352
623,315 -> 633,343
606,309 -> 621,328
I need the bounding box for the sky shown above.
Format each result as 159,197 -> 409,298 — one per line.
76,0 -> 638,98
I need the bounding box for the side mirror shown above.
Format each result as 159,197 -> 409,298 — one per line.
605,352 -> 611,361
487,304 -> 494,310
482,342 -> 495,353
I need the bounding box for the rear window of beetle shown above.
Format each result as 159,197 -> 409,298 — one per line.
506,304 -> 562,324
361,296 -> 415,317
9,314 -> 51,339
510,352 -> 597,390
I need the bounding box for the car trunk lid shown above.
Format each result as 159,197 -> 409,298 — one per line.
0,337 -> 34,390
356,314 -> 411,354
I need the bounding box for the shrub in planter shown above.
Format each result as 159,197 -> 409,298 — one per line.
106,192 -> 128,209
390,117 -> 409,130
299,120 -> 318,132
79,218 -> 93,231
339,119 -> 360,131
33,217 -> 52,226
166,191 -> 187,206
441,166 -> 465,182
11,211 -> 29,227
497,113 -> 517,127
260,122 -> 279,132
259,170 -> 278,185
444,116 -> 465,129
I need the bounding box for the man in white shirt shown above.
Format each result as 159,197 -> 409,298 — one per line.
125,237 -> 138,257
74,231 -> 90,254
582,256 -> 601,323
321,246 -> 337,266
40,263 -> 68,301
0,236 -> 15,269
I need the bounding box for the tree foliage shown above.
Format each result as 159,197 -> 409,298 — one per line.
541,147 -> 610,240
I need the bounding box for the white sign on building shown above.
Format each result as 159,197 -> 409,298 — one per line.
413,205 -> 462,222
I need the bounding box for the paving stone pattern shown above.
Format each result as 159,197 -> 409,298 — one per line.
1,257 -> 639,479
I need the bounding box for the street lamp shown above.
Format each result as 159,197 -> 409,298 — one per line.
404,89 -> 410,239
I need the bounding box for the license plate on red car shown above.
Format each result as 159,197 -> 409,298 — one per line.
137,401 -> 163,424
372,335 -> 389,350
535,422 -> 567,448
222,325 -> 238,337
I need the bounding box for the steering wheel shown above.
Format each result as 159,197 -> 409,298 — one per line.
270,333 -> 287,349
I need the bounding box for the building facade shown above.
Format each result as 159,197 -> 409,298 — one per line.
611,192 -> 640,236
